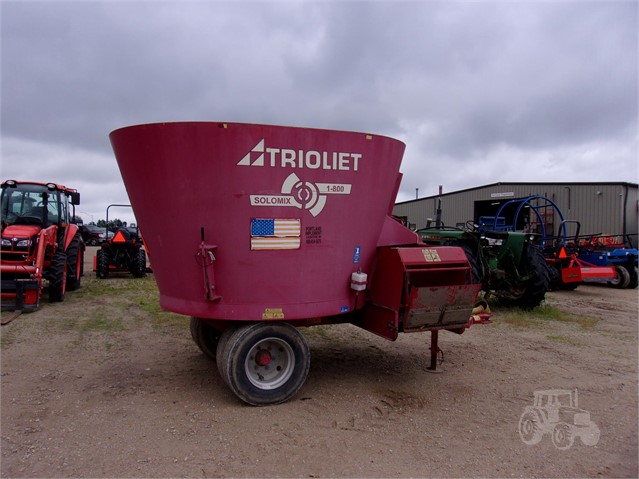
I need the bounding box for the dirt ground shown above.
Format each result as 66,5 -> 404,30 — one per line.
1,246 -> 637,478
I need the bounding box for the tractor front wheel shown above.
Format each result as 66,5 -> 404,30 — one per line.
96,249 -> 109,279
216,323 -> 310,406
49,251 -> 67,302
190,317 -> 220,361
580,423 -> 600,446
552,423 -> 575,450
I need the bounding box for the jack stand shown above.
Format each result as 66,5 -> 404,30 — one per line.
425,330 -> 444,373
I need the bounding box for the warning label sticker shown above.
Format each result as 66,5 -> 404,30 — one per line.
422,249 -> 442,262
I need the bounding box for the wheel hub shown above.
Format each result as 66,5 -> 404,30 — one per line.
255,349 -> 272,367
245,337 -> 295,390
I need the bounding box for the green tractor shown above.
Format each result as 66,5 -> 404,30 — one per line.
417,223 -> 551,309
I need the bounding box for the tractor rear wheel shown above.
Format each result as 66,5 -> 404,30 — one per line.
460,242 -> 482,285
96,249 -> 109,279
130,248 -> 147,278
217,322 -> 310,406
518,409 -> 544,445
190,317 -> 220,361
505,245 -> 551,309
66,233 -> 84,291
49,251 -> 67,302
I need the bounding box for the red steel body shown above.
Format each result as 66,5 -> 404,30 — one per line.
110,122 -> 419,322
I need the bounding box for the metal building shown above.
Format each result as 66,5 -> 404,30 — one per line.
393,182 -> 638,240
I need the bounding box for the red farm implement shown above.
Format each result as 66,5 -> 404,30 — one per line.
110,122 -> 490,405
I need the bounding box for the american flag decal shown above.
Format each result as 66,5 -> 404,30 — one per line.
251,218 -> 301,250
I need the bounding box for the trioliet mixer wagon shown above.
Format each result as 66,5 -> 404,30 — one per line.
110,122 -> 490,406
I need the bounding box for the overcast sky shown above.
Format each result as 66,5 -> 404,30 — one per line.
1,0 -> 637,224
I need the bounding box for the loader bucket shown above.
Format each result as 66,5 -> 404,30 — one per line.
110,122 -> 418,322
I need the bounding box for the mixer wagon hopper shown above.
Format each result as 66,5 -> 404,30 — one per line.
110,122 -> 490,405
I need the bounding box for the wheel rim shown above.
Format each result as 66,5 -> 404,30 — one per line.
521,419 -> 535,439
519,412 -> 541,443
244,337 -> 295,390
553,425 -> 571,449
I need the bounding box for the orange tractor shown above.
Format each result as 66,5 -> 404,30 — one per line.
1,180 -> 84,313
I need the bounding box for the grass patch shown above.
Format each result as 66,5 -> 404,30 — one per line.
130,279 -> 186,329
495,303 -> 600,330
80,312 -> 125,334
65,276 -> 187,333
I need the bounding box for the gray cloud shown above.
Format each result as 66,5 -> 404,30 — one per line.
2,1 -> 636,216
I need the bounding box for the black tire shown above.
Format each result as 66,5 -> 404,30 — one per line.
66,233 -> 84,291
548,263 -> 561,291
628,265 -> 638,289
608,264 -> 631,289
190,317 -> 220,361
460,242 -> 482,285
216,323 -> 310,406
216,327 -> 236,385
130,248 -> 147,278
96,249 -> 109,279
49,251 -> 67,302
507,244 -> 551,309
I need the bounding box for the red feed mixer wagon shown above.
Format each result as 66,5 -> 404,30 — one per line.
110,122 -> 490,406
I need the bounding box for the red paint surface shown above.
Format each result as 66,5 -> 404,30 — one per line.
110,122 -> 416,321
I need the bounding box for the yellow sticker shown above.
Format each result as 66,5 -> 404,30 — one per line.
262,308 -> 284,319
422,248 -> 441,262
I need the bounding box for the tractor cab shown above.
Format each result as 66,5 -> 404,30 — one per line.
1,180 -> 79,230
1,181 -> 80,260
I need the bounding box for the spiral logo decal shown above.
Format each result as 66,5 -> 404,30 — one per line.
249,173 -> 351,217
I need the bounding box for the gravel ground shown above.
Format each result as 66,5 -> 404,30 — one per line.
1,247 -> 637,478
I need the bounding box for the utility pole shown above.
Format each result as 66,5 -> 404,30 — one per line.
435,185 -> 443,227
